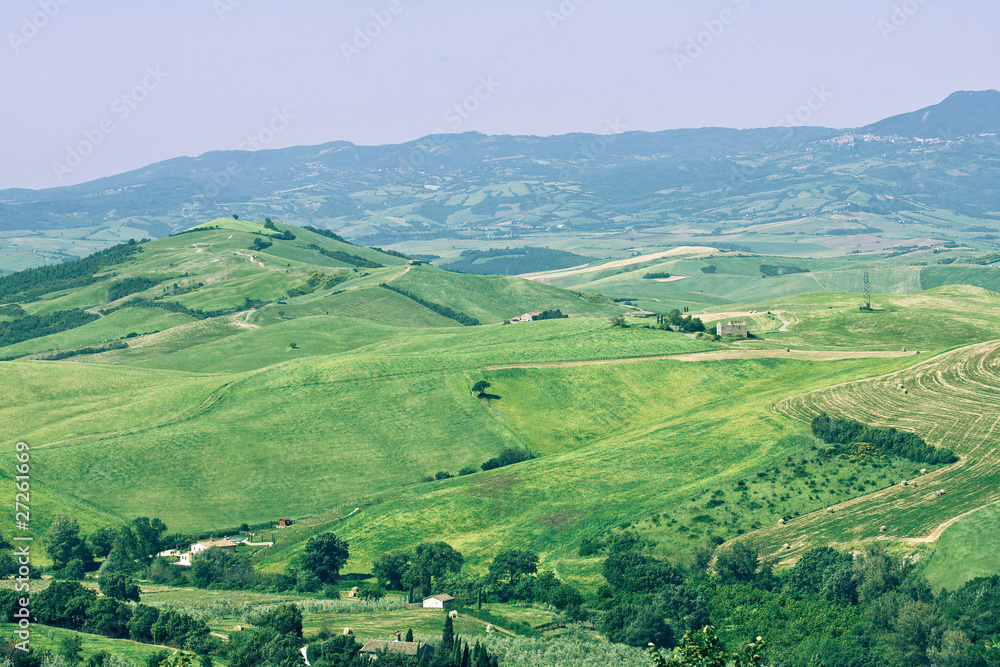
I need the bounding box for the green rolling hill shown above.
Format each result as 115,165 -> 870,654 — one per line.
4,221 -> 1000,593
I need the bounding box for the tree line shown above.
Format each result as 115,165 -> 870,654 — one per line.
423,446 -> 536,482
379,284 -> 480,326
308,244 -> 383,268
657,309 -> 706,333
0,239 -> 144,302
0,309 -> 99,348
811,413 -> 958,464
574,526 -> 1000,667
106,276 -> 163,302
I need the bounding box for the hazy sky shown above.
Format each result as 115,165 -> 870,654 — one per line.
2,0 -> 998,190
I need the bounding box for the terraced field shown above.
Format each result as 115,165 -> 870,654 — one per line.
756,339 -> 1000,561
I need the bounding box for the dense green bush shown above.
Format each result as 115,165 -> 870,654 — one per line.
0,240 -> 143,301
481,447 -> 535,471
0,309 -> 100,347
811,413 -> 957,464
309,244 -> 382,268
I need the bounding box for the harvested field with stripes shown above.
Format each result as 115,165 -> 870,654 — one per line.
749,339 -> 1000,562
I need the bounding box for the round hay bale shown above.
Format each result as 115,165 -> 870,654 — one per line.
902,347 -> 906,352
826,506 -> 834,514
349,586 -> 358,597
486,624 -> 495,633
343,627 -> 353,635
783,543 -> 790,550
777,518 -> 786,526
902,389 -> 908,394
920,468 -> 927,475
880,525 -> 887,532
900,480 -> 908,486
448,610 -> 459,619
234,624 -> 244,632
938,489 -> 946,496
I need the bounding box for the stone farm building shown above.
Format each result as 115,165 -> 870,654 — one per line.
717,321 -> 749,337
358,640 -> 434,662
512,312 -> 541,322
422,594 -> 455,609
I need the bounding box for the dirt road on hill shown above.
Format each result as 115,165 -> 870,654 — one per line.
480,348 -> 919,370
899,503 -> 992,544
231,309 -> 259,330
520,246 -> 718,284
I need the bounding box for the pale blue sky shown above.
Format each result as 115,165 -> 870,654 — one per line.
1,0 -> 998,190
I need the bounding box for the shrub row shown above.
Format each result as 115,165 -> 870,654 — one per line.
308,244 -> 383,268
811,413 -> 957,464
106,276 -> 163,302
0,240 -> 144,301
379,283 -> 480,326
0,309 -> 100,347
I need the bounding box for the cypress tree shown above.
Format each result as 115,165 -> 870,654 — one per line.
441,615 -> 455,654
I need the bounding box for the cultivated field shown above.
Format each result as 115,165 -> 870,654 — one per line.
753,339 -> 1000,562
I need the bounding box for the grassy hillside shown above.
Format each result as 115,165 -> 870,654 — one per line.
759,337 -> 1000,565
526,247 -> 1000,313
921,500 -> 1000,590
5,228 -> 1000,590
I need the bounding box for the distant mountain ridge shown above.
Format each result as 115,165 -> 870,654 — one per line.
1,90 -> 998,270
861,90 -> 1000,139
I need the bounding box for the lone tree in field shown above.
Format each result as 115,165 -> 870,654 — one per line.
302,533 -> 350,584
471,380 -> 491,397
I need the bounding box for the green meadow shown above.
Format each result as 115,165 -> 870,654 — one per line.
2,219 -> 999,589
921,500 -> 1000,590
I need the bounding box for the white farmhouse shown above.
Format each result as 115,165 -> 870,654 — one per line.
422,594 -> 455,609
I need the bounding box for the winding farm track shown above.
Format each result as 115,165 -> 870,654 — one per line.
750,339 -> 1000,562
480,348 -> 917,370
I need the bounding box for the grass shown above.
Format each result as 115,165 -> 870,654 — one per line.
5,228 -> 1000,593
921,500 -> 1000,591
529,248 -> 1000,314
0,307 -> 195,358
392,263 -> 620,323
255,353 -> 925,585
753,338 -> 1000,563
0,622 -> 211,665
